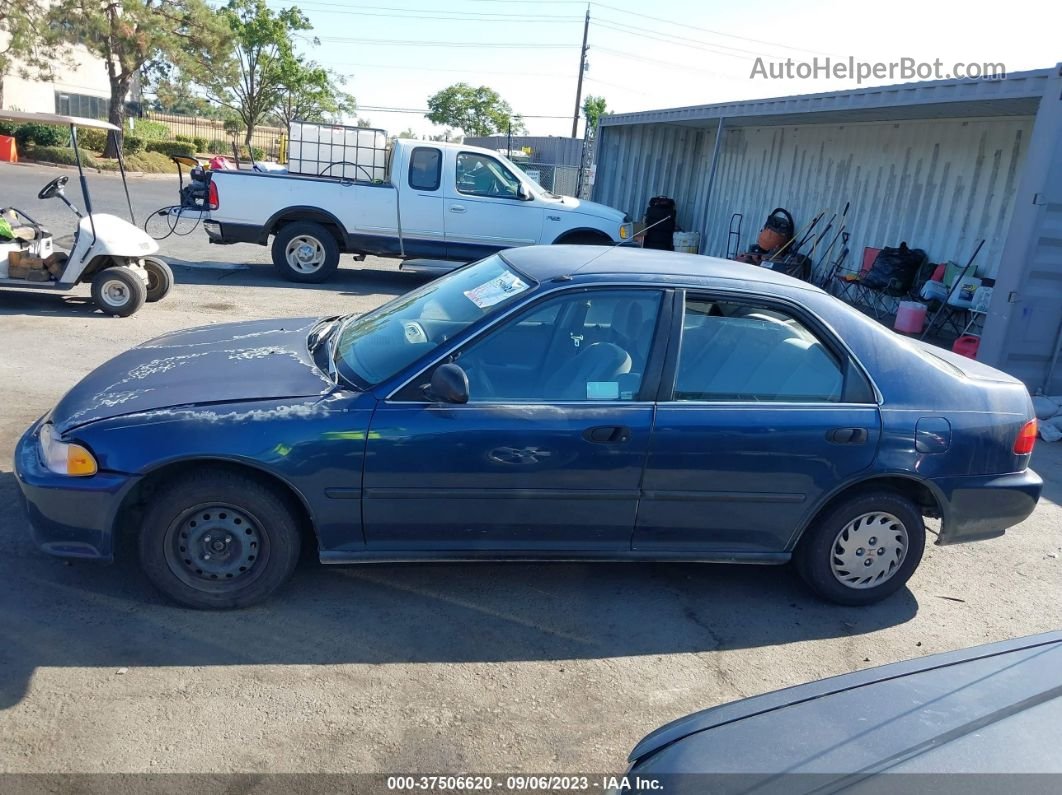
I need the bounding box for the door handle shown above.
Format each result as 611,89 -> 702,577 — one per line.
583,426 -> 631,444
449,205 -> 467,214
827,427 -> 868,444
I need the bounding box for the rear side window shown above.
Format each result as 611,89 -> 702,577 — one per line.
673,298 -> 843,402
408,147 -> 441,191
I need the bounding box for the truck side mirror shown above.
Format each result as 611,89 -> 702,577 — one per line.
518,184 -> 531,201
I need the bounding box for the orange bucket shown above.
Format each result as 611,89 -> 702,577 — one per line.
0,135 -> 17,163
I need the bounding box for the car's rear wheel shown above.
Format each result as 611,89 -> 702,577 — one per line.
271,221 -> 340,283
138,470 -> 301,609
795,489 -> 925,605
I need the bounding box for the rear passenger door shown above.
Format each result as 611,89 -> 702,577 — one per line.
633,293 -> 881,555
398,146 -> 446,257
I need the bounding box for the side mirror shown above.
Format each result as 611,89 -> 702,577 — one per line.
518,184 -> 531,201
428,363 -> 469,404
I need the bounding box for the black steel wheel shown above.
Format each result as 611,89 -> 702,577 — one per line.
139,470 -> 302,609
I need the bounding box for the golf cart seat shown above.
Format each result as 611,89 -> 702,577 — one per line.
0,208 -> 49,242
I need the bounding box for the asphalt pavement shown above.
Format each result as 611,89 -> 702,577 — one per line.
1,162 -> 1060,778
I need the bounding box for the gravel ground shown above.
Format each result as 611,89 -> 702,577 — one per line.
1,162 -> 1060,777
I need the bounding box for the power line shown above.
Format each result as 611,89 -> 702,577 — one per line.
329,61 -> 571,79
357,105 -> 576,120
592,18 -> 784,61
266,0 -> 580,21
317,37 -> 576,48
591,1 -> 836,57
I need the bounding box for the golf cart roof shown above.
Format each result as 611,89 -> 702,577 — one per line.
0,110 -> 119,131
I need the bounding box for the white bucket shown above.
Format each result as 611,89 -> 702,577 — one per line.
673,231 -> 700,254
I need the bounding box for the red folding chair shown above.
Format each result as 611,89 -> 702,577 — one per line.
832,246 -> 879,305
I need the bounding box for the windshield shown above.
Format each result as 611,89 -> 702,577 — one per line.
333,255 -> 535,386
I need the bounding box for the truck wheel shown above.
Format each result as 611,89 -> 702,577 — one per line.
556,231 -> 612,245
91,266 -> 147,317
143,257 -> 174,302
794,489 -> 925,606
272,222 -> 340,283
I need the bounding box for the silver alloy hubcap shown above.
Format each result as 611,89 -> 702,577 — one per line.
830,511 -> 908,589
285,235 -> 325,273
101,279 -> 130,307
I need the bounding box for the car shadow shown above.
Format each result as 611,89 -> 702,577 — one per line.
164,258 -> 432,298
0,471 -> 919,710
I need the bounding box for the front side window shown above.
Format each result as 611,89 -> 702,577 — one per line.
451,289 -> 663,402
334,255 -> 534,386
408,147 -> 441,191
674,298 -> 843,402
456,152 -> 521,199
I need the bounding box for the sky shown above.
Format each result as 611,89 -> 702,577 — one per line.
266,0 -> 1061,139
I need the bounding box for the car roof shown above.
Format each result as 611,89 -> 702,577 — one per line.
501,245 -> 825,293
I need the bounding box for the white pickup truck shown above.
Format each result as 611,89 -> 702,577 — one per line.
202,137 -> 633,282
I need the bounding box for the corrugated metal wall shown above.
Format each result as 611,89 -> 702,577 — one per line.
595,116 -> 1034,280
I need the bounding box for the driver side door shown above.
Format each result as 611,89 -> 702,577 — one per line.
444,151 -> 544,260
361,287 -> 668,552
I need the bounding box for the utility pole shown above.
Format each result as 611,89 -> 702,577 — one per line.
571,6 -> 589,138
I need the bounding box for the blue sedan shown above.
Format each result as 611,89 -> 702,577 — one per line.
15,247 -> 1043,609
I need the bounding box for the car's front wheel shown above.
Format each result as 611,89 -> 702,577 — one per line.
795,489 -> 925,605
138,470 -> 302,609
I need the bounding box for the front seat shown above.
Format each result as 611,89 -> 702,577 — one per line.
542,342 -> 632,401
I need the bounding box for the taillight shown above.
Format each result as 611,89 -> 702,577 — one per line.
207,181 -> 219,210
1014,419 -> 1038,455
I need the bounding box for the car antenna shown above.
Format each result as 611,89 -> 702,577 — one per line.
560,215 -> 676,280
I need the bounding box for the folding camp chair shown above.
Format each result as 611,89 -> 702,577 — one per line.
858,248 -> 930,320
832,246 -> 879,305
920,261 -> 975,340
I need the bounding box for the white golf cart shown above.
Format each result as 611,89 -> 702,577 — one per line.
0,110 -> 172,317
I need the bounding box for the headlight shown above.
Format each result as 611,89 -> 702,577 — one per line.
38,423 -> 98,476
619,222 -> 633,240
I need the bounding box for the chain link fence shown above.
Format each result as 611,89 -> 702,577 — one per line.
516,163 -> 581,197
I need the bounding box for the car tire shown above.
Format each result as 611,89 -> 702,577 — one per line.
143,256 -> 174,302
138,470 -> 302,609
91,265 -> 147,317
795,489 -> 925,606
271,221 -> 341,283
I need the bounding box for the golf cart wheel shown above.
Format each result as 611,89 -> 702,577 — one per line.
138,469 -> 302,609
795,489 -> 925,606
271,221 -> 340,283
91,266 -> 147,317
143,256 -> 174,302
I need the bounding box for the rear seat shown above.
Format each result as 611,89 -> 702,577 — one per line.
677,315 -> 842,401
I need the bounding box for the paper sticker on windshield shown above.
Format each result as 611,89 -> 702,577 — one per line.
464,270 -> 529,308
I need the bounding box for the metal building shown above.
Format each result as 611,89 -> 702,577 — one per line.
593,65 -> 1062,393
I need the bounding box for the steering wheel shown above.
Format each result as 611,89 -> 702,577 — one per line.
38,176 -> 69,200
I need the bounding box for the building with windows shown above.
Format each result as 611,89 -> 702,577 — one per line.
0,42 -> 113,118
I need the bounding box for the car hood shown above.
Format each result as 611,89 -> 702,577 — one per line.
629,631 -> 1062,779
552,195 -> 626,223
51,317 -> 335,433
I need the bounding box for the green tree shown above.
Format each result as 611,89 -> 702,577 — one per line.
194,0 -> 312,146
582,95 -> 608,134
355,117 -> 373,128
52,0 -> 225,156
1,1 -> 66,108
425,83 -> 525,137
274,57 -> 355,130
